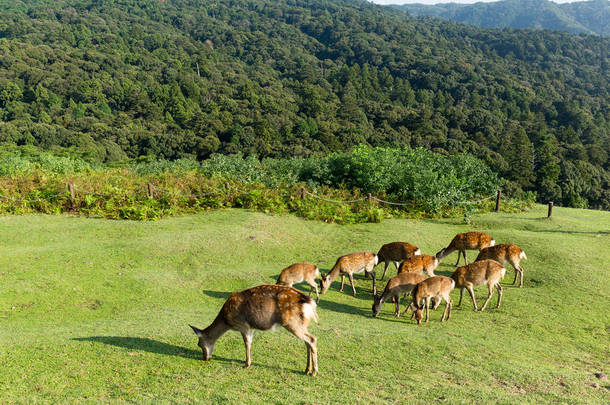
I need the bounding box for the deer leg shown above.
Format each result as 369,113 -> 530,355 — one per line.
394,295 -> 400,317
380,261 -> 389,280
370,271 -> 377,296
446,297 -> 453,321
431,297 -> 441,310
496,282 -> 503,308
425,297 -> 430,323
339,275 -> 345,292
457,288 -> 464,307
313,283 -> 320,303
241,329 -> 254,368
480,283 -> 494,311
455,251 -> 462,266
466,285 -> 478,311
512,264 -> 518,285
441,298 -> 448,321
286,326 -> 317,376
518,265 -> 524,288
463,250 -> 468,265
402,299 -> 413,317
348,273 -> 356,296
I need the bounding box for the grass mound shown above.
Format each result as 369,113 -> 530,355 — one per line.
0,205 -> 608,402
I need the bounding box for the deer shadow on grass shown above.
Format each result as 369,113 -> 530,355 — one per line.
201,290 -> 232,300
73,336 -> 288,371
73,336 -> 213,361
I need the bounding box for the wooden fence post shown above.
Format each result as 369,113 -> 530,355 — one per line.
300,187 -> 305,199
225,182 -> 230,199
495,189 -> 501,212
547,201 -> 553,218
367,193 -> 373,204
147,183 -> 154,199
67,182 -> 75,208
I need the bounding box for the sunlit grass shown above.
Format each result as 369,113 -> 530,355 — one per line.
0,205 -> 608,403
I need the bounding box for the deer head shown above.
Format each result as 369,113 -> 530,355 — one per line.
319,272 -> 331,294
189,324 -> 215,361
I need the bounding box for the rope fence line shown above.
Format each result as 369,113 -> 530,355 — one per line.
371,196 -> 414,206
304,189 -> 368,204
0,192 -> 63,203
0,183 -> 521,212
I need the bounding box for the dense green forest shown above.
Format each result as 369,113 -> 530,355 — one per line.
0,0 -> 608,209
393,0 -> 610,36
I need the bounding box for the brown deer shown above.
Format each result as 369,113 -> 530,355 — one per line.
408,276 -> 455,324
475,243 -> 527,288
319,251 -> 378,297
451,259 -> 506,311
189,284 -> 319,376
277,262 -> 321,302
436,232 -> 495,266
372,272 -> 426,318
397,254 -> 439,277
377,242 -> 421,280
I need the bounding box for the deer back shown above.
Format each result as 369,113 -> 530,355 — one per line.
378,242 -> 420,262
398,254 -> 438,275
476,244 -> 523,263
221,285 -> 317,330
453,232 -> 494,250
451,259 -> 505,287
277,262 -> 319,285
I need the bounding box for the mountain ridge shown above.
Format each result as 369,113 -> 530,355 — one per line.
391,0 -> 610,36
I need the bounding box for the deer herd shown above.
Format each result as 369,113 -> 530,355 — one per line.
190,231 -> 528,377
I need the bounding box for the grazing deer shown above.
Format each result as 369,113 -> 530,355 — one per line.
189,284 -> 319,376
372,272 -> 426,318
377,242 -> 421,280
277,262 -> 321,302
436,232 -> 495,266
408,276 -> 455,324
451,259 -> 506,311
319,252 -> 378,297
397,254 -> 439,277
475,244 -> 527,288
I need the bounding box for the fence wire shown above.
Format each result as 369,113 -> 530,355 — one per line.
0,192 -> 63,203
304,190 -> 368,204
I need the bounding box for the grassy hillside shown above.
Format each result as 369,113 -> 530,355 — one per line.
0,207 -> 608,402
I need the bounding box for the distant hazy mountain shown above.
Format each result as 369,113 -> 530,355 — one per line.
391,0 -> 609,36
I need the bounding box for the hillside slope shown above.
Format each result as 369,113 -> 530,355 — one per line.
393,0 -> 610,36
0,208 -> 608,402
0,0 -> 608,209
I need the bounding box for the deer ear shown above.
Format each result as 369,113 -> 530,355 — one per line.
189,324 -> 203,337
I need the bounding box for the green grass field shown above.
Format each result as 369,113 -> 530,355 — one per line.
1,206 -> 608,403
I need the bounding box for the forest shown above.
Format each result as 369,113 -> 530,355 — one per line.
0,0 -> 608,209
393,0 -> 610,36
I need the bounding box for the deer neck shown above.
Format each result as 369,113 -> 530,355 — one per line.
327,263 -> 342,282
204,314 -> 231,342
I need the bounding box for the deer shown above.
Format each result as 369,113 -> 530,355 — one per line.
319,251 -> 378,297
436,232 -> 495,266
451,259 -> 506,311
189,284 -> 319,376
475,243 -> 527,288
276,262 -> 321,302
376,242 -> 421,280
397,254 -> 439,277
372,272 -> 426,318
408,276 -> 455,324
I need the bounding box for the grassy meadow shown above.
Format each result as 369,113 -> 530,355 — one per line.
0,205 -> 608,403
